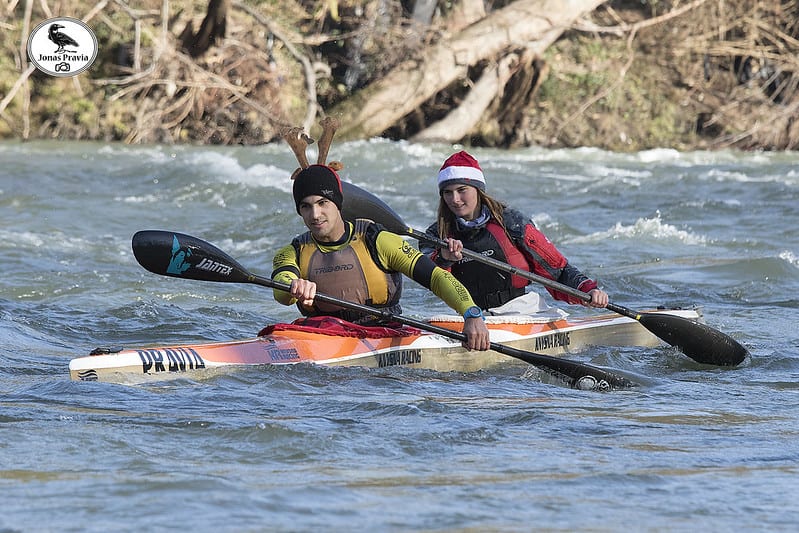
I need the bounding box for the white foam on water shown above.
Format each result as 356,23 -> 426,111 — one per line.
568,211 -> 707,245
779,250 -> 799,268
182,150 -> 292,191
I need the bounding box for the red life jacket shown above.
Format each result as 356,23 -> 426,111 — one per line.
448,220 -> 530,309
432,208 -> 594,307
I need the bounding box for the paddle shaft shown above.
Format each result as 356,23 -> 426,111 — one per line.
405,227 -> 752,365
339,181 -> 747,366
403,227 -> 647,311
131,230 -> 636,390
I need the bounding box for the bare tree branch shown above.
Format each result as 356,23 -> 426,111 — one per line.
331,0 -> 606,140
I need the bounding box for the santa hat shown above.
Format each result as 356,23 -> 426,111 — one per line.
292,164 -> 344,214
437,151 -> 486,193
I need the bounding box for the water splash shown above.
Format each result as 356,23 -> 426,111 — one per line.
780,250 -> 799,268
568,211 -> 707,245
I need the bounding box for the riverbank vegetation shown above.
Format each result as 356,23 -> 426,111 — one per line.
1,0 -> 797,150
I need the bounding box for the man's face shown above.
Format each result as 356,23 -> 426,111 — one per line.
298,195 -> 344,243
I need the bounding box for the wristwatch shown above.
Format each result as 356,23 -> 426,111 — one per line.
463,305 -> 484,320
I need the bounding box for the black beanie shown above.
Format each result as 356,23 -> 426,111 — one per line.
292,165 -> 344,214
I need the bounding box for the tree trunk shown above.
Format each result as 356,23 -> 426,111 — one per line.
182,0 -> 230,58
411,53 -> 519,143
411,0 -> 437,25
331,0 -> 607,140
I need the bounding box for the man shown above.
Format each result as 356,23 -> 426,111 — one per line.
271,164 -> 490,351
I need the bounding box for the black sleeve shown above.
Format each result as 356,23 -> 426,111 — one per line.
410,253 -> 437,290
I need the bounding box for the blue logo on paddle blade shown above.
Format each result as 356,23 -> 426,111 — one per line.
167,235 -> 192,275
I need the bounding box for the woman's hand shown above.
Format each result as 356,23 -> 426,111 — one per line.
585,288 -> 609,308
440,237 -> 464,262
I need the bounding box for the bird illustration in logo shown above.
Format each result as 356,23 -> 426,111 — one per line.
167,235 -> 192,275
48,23 -> 79,54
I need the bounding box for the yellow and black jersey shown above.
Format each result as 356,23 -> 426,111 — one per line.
272,219 -> 476,319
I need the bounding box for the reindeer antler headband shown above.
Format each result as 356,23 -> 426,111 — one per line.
281,117 -> 342,179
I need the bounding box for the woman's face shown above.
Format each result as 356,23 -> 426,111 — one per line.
441,184 -> 481,221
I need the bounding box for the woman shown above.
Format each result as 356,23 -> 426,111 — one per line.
421,151 -> 609,312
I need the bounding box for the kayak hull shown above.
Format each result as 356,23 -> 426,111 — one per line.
69,308 -> 700,382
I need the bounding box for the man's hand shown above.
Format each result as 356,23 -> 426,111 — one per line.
290,278 -> 317,307
463,317 -> 490,351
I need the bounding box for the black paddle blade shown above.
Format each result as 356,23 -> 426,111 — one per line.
132,230 -> 251,284
341,181 -> 408,234
496,344 -> 636,390
638,312 -> 748,366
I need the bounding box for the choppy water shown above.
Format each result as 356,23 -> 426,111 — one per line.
1,140 -> 797,532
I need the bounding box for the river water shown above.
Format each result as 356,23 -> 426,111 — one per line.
1,140 -> 797,532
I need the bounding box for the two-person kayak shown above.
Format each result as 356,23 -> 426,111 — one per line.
69,308 -> 701,383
